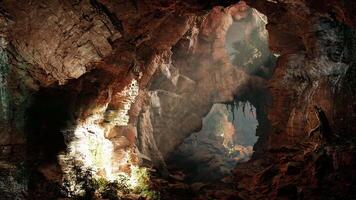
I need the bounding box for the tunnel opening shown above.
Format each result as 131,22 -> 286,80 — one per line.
167,101 -> 259,183
226,8 -> 276,78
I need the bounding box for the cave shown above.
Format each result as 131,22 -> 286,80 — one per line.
167,102 -> 259,182
166,9 -> 274,183
1,0 -> 356,200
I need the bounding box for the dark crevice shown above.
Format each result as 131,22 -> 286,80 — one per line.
25,86 -> 72,198
197,0 -> 241,9
25,87 -> 70,163
90,0 -> 124,33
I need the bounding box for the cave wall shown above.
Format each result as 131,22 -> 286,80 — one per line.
233,0 -> 356,199
0,0 -> 355,199
0,0 -> 246,197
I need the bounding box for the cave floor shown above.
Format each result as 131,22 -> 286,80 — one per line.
149,169 -> 241,200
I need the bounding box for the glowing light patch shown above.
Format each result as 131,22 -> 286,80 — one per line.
58,78 -> 140,193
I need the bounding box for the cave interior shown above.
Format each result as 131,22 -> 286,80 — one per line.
0,0 -> 356,200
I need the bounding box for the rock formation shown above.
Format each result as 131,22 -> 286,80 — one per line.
0,0 -> 355,199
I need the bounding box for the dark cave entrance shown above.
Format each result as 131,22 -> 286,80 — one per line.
25,88 -> 71,164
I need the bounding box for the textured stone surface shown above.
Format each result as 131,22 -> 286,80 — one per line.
2,0 -> 119,85
230,1 -> 356,199
0,0 -> 356,199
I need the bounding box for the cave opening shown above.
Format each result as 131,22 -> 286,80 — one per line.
22,4 -> 275,199
226,7 -> 276,79
167,102 -> 258,183
2,0 -> 356,199
160,6 -> 275,194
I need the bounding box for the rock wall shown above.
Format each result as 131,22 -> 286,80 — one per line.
0,0 -> 224,197
0,0 -> 355,199
232,0 -> 356,199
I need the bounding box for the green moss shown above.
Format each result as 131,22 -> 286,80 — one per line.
130,166 -> 160,200
62,158 -> 161,199
0,46 -> 33,133
95,175 -> 130,199
0,47 -> 10,121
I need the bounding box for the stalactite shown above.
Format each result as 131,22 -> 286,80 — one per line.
225,101 -> 237,122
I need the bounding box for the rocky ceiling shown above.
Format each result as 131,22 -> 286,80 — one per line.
0,0 -> 355,199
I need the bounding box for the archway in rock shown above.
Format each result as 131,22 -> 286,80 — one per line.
226,8 -> 276,78
167,102 -> 258,183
